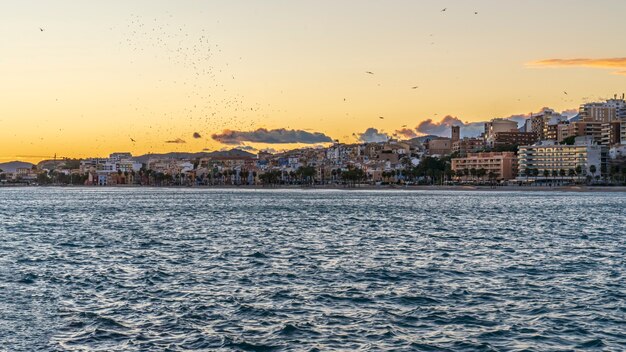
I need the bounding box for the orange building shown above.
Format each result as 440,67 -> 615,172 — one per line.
451,152 -> 518,180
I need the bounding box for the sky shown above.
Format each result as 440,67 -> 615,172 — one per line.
1,0 -> 626,163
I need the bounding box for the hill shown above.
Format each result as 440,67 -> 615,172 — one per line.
0,161 -> 34,173
132,149 -> 256,164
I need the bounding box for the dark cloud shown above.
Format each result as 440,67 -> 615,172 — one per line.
235,145 -> 257,152
165,138 -> 186,144
211,128 -> 333,145
416,115 -> 484,138
394,128 -> 418,139
413,108 -> 576,138
193,132 -> 202,139
357,128 -> 390,143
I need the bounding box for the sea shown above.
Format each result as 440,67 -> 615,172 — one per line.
0,188 -> 624,351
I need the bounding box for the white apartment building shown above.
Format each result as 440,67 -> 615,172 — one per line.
517,137 -> 602,180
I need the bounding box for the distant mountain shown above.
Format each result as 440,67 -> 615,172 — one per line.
132,149 -> 256,164
0,161 -> 34,173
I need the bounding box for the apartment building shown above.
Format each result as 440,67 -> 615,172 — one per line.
451,151 -> 517,180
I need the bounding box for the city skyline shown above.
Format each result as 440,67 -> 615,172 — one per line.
2,0 -> 626,163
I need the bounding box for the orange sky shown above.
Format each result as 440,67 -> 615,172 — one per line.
1,0 -> 626,163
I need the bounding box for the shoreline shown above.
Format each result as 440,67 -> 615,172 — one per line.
1,184 -> 626,192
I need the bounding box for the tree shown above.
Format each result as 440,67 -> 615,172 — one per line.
477,168 -> 487,181
589,165 -> 597,178
342,166 -> 366,187
37,172 -> 51,185
562,136 -> 577,145
544,169 -> 550,178
575,165 -> 583,176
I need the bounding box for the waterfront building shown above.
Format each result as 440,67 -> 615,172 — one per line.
451,152 -> 517,180
517,137 -> 602,182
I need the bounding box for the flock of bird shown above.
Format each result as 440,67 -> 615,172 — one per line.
115,13 -> 284,152
33,6 -> 579,155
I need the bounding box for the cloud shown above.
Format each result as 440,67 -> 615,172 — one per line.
527,57 -> 626,76
193,132 -> 202,139
416,115 -> 484,138
165,138 -> 186,144
394,128 -> 418,139
211,128 -> 333,145
357,128 -> 390,143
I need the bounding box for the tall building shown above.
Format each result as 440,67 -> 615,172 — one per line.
451,152 -> 518,180
451,125 -> 460,143
483,118 -> 536,148
484,118 -> 518,138
517,137 -> 602,181
579,95 -> 626,146
527,109 -> 568,140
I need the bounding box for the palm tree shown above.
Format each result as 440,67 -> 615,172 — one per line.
589,165 -> 597,181
523,167 -> 530,183
568,169 -> 575,179
477,168 -> 486,182
487,171 -> 496,186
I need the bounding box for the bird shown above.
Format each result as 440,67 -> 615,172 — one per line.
39,28 -> 44,32
441,8 -> 447,12
365,71 -> 374,75
411,86 -> 419,89
130,138 -> 136,142
379,116 -> 384,119
401,125 -> 407,128
474,12 -> 478,15
564,91 -> 568,95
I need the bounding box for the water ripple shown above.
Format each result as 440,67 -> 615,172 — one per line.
0,188 -> 625,351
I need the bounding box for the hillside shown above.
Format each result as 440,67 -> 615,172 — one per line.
0,161 -> 34,173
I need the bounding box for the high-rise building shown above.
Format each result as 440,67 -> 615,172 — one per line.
579,95 -> 626,146
527,109 -> 568,140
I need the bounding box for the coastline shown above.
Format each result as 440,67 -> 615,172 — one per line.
2,184 -> 626,192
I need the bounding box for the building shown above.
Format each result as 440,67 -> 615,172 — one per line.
452,137 -> 484,155
427,138 -> 452,155
451,125 -> 460,143
527,109 -> 568,140
451,152 -> 518,180
486,131 -> 538,149
484,118 -> 518,138
517,137 -> 602,182
579,95 -> 626,146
